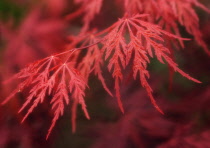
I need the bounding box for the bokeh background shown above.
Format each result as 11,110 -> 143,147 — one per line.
0,0 -> 210,147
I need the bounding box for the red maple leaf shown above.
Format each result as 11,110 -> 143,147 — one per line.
100,14 -> 201,113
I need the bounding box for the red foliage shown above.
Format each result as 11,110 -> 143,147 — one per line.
101,14 -> 200,114
121,0 -> 210,54
2,54 -> 90,139
1,0 -> 209,141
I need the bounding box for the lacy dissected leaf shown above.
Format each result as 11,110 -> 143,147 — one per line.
2,55 -> 89,139
101,13 -> 200,114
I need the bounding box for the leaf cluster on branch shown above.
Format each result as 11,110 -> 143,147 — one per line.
1,0 -> 209,139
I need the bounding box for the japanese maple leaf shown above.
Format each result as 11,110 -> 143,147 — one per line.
1,54 -> 90,139
100,14 -> 201,114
